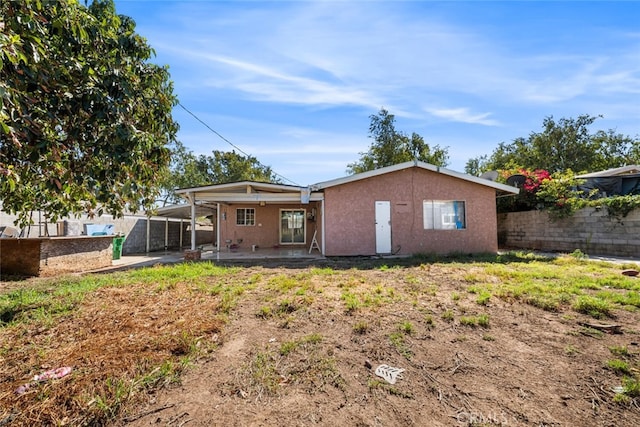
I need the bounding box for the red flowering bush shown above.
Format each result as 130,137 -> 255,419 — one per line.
498,168 -> 552,212
522,169 -> 551,193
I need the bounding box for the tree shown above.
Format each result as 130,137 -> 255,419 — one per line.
464,155 -> 488,177
157,142 -> 281,206
347,108 -> 448,174
1,0 -> 178,227
466,115 -> 639,175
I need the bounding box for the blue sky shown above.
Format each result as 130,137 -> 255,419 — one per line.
113,0 -> 640,186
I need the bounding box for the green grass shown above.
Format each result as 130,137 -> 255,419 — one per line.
573,295 -> 613,318
621,376 -> 640,397
398,320 -> 414,335
441,309 -> 454,322
424,314 -> 435,330
353,320 -> 369,334
0,274 -> 115,326
241,333 -> 342,397
367,379 -> 413,398
389,331 -> 413,360
609,345 -> 630,357
279,333 -> 324,356
606,359 -> 632,375
476,290 -> 492,306
459,314 -> 490,328
564,345 -> 580,355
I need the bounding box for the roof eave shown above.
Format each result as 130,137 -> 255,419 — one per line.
312,161 -> 519,195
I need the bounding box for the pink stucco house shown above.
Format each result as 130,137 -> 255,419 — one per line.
175,161 -> 518,257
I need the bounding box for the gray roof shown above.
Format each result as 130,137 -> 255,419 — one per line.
575,165 -> 640,179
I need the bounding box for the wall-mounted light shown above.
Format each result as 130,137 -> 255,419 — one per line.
222,212 -> 227,220
259,201 -> 266,207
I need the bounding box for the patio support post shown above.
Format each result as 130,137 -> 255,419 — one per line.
216,203 -> 221,252
179,219 -> 183,249
190,192 -> 196,250
321,200 -> 325,255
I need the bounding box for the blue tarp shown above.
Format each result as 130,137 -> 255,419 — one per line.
84,224 -> 115,236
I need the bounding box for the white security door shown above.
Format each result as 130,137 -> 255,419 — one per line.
375,201 -> 391,254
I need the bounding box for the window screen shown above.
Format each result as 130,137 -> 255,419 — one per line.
423,201 -> 466,230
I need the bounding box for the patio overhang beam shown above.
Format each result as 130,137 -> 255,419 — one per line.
185,192 -> 324,204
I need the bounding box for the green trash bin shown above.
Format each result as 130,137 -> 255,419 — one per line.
112,235 -> 125,260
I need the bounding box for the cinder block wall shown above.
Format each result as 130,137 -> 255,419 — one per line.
0,211 -> 213,255
498,207 -> 640,258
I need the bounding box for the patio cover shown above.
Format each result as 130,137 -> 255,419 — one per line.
173,181 -> 324,250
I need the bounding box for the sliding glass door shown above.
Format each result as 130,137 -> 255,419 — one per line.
280,209 -> 305,244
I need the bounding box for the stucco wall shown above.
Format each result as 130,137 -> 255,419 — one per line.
217,203 -> 322,251
323,168 -> 499,256
1,236 -> 112,277
498,208 -> 640,258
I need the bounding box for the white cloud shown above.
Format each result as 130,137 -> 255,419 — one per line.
426,108 -> 500,126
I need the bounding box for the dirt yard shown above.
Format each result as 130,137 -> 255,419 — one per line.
2,255 -> 639,427
116,259 -> 639,427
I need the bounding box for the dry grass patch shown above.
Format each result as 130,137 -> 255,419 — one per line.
0,265 -> 236,426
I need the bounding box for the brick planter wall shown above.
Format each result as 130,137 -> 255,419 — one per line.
498,207 -> 640,258
1,236 -> 113,277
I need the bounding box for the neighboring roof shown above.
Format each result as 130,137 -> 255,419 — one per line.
153,203 -> 217,219
311,161 -> 520,195
575,165 -> 640,179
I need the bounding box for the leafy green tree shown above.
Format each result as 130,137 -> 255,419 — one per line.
204,150 -> 280,184
157,142 -> 281,205
347,108 -> 448,174
1,0 -> 178,227
467,115 -> 639,175
157,141 -> 207,206
464,155 -> 488,176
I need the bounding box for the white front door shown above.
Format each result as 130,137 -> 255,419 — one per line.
375,201 -> 391,254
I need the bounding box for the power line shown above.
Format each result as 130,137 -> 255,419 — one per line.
177,102 -> 300,186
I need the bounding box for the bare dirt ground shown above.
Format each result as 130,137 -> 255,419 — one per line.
109,259 -> 640,427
